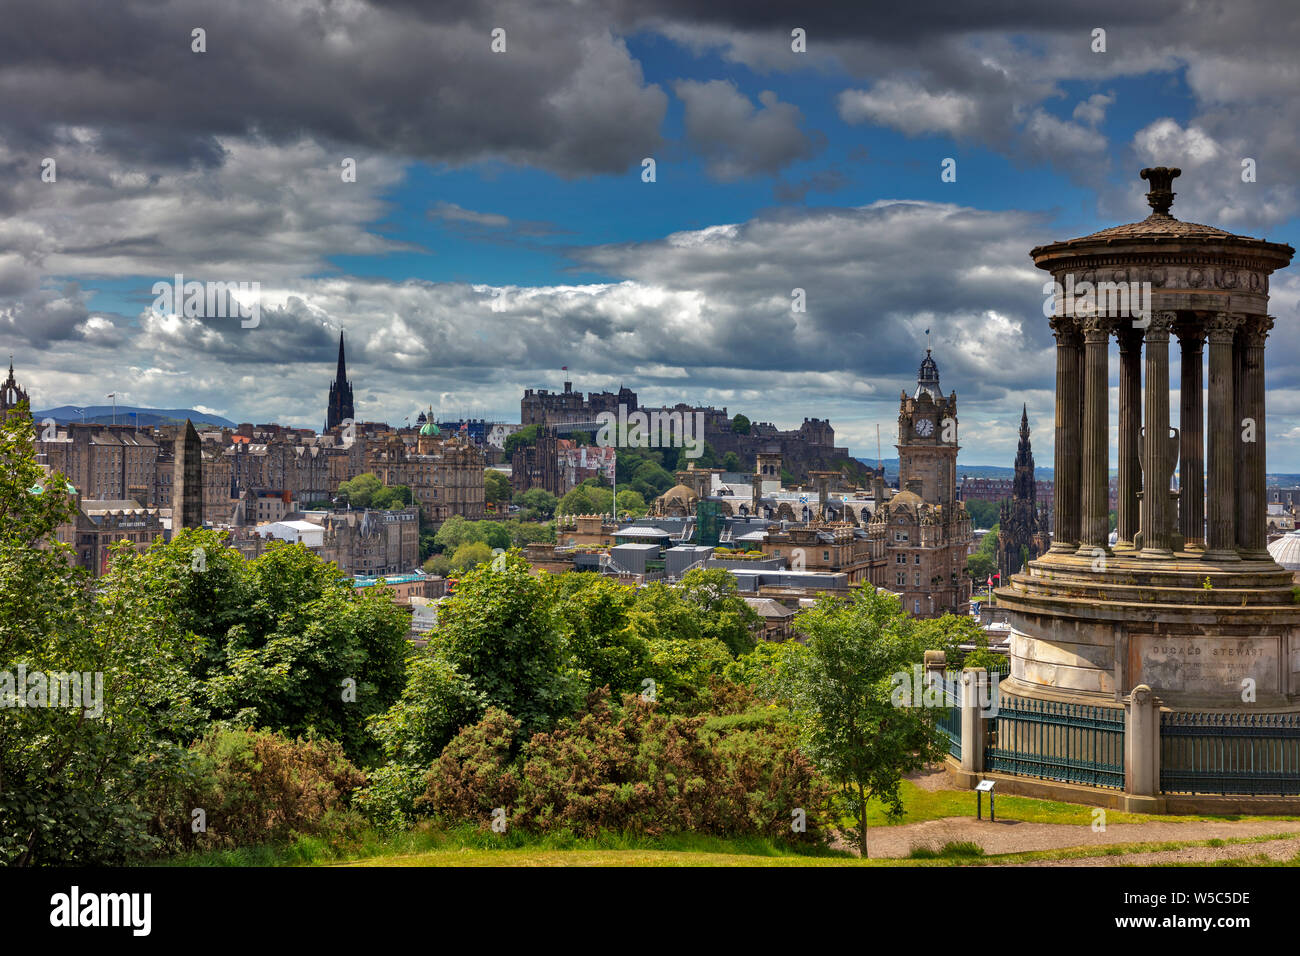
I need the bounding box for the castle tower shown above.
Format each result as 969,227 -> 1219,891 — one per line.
172,419 -> 203,531
325,331 -> 355,432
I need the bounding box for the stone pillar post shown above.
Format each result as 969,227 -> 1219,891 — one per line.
1124,684 -> 1161,800
1049,317 -> 1083,553
1076,318 -> 1111,556
1176,320 -> 1205,549
959,667 -> 988,774
1139,312 -> 1176,559
1116,328 -> 1143,548
1203,312 -> 1241,561
751,471 -> 761,518
1239,315 -> 1273,558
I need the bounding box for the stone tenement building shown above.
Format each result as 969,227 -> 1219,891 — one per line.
869,349 -> 973,617
996,406 -> 1051,581
319,507 -> 420,576
366,419 -> 486,521
37,423 -> 161,505
961,475 -> 1055,512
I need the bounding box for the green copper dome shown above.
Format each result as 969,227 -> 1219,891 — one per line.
420,420 -> 440,436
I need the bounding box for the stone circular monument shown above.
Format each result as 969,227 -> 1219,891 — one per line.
997,167 -> 1298,710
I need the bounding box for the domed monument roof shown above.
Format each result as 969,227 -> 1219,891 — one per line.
1031,166 -> 1292,258
1267,531 -> 1300,571
887,489 -> 923,507
661,483 -> 697,502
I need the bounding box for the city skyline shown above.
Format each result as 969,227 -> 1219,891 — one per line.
2,1 -> 1298,467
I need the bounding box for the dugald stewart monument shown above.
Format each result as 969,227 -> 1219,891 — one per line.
989,167 -> 1298,807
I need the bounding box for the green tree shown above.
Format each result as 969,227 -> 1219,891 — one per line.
0,408 -> 200,864
761,587 -> 943,854
966,550 -> 995,582
503,425 -> 541,459
449,540 -> 494,571
371,484 -> 412,510
189,541 -> 412,764
337,472 -> 383,508
549,574 -> 651,696
731,414 -> 751,435
358,650 -> 486,828
515,487 -> 558,519
433,552 -> 580,737
433,514 -> 472,553
615,489 -> 647,517
677,567 -> 759,657
483,470 -> 512,510
962,498 -> 1000,528
722,451 -> 741,472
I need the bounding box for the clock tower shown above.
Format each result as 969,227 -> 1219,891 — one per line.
897,348 -> 959,508
873,346 -> 972,618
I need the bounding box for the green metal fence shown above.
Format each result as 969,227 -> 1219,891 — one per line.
1160,711 -> 1300,796
935,672 -> 962,760
985,695 -> 1125,789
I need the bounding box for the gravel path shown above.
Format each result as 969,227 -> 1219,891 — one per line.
864,817 -> 1300,861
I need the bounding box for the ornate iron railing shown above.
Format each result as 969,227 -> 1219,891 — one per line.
1160,711 -> 1300,796
985,695 -> 1124,789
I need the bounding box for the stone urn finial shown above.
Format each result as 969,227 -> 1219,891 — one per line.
1139,166 -> 1181,218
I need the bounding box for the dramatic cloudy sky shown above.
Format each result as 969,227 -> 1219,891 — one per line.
3,0 -> 1299,468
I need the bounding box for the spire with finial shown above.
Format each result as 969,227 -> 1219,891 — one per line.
1140,166 -> 1181,219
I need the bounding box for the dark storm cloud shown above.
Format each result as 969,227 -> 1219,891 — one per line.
0,0 -> 666,176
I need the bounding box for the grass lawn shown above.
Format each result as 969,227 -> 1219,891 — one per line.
165,773 -> 1300,868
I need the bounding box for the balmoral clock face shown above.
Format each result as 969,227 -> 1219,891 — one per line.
914,417 -> 934,437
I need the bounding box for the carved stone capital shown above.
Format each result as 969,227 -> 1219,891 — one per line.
1143,311 -> 1176,343
1049,315 -> 1082,346
1239,313 -> 1274,346
1081,316 -> 1111,341
1206,311 -> 1242,344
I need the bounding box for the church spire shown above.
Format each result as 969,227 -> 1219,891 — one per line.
325,330 -> 355,432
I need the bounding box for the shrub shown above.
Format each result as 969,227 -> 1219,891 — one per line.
147,728 -> 366,854
417,707 -> 520,825
423,688 -> 831,842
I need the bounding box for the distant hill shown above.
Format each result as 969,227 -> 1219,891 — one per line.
33,405 -> 237,429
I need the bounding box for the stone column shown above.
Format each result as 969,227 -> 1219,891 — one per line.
1234,328 -> 1248,553
1239,315 -> 1273,558
1077,318 -> 1111,556
1203,312 -> 1241,561
1140,312 -> 1176,559
1049,317 -> 1083,553
1176,320 -> 1205,549
1116,328 -> 1143,548
959,668 -> 988,774
1124,684 -> 1160,800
